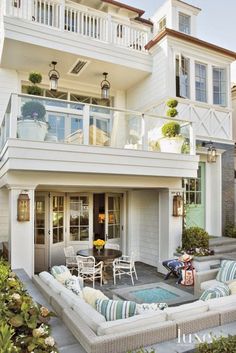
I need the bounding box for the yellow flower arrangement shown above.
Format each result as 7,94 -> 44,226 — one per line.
93,239 -> 106,250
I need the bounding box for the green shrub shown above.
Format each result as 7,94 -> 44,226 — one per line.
162,121 -> 180,137
166,108 -> 178,117
21,101 -> 46,121
0,323 -> 19,353
166,98 -> 178,108
224,223 -> 236,238
27,85 -> 43,96
196,335 -> 236,353
182,227 -> 209,250
28,72 -> 42,85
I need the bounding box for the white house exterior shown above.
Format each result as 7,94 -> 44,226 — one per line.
0,0 -> 235,278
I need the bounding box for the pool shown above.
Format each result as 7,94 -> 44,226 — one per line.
130,287 -> 179,303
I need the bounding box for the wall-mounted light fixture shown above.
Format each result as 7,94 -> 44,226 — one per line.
101,72 -> 110,100
48,61 -> 60,92
173,193 -> 184,217
202,141 -> 217,163
17,192 -> 30,222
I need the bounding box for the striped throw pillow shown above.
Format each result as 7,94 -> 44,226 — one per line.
216,260 -> 236,283
96,299 -> 136,321
200,283 -> 230,301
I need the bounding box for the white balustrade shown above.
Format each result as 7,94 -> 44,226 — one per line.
3,0 -> 149,52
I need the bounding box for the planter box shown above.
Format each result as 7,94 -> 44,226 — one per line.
159,136 -> 184,153
17,120 -> 48,141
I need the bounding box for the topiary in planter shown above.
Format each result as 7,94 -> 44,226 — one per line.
27,85 -> 43,96
182,227 -> 209,250
27,72 -> 43,96
21,101 -> 46,122
28,72 -> 42,85
166,108 -> 178,117
161,121 -> 180,137
166,98 -> 178,108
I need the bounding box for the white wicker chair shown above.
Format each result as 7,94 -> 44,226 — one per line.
104,243 -> 120,250
64,246 -> 78,273
113,252 -> 138,286
76,255 -> 103,288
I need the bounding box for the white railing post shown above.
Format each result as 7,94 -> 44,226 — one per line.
9,94 -> 19,139
25,0 -> 32,20
189,122 -> 196,155
142,114 -> 148,151
60,0 -> 65,31
83,105 -> 90,145
107,14 -> 112,43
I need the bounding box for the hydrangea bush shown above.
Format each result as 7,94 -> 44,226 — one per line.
0,260 -> 58,353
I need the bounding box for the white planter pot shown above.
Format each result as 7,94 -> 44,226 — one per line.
17,120 -> 48,141
159,136 -> 185,154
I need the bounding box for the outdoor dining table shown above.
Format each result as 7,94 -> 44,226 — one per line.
77,248 -> 122,284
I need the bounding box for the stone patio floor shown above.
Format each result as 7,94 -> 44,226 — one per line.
16,265 -> 236,353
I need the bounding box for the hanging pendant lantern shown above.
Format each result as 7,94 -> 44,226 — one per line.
48,61 -> 60,92
173,193 -> 184,217
101,72 -> 110,100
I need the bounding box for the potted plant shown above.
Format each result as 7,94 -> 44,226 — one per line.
17,72 -> 48,141
158,99 -> 185,153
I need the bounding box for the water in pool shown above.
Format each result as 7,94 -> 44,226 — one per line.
131,287 -> 179,303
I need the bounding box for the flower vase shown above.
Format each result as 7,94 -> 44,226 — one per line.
96,246 -> 103,254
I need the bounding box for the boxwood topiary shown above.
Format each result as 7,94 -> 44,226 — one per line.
166,108 -> 178,117
27,85 -> 43,96
21,101 -> 46,121
28,72 -> 42,85
182,227 -> 209,250
161,121 -> 180,137
166,98 -> 178,108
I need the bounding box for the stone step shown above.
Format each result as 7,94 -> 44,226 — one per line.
209,237 -> 236,247
213,244 -> 236,254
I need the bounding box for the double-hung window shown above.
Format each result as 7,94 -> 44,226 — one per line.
179,12 -> 191,34
213,67 -> 227,106
195,63 -> 207,103
176,55 -> 190,99
158,16 -> 166,32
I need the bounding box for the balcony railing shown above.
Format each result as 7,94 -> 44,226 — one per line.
3,0 -> 150,52
0,94 -> 196,156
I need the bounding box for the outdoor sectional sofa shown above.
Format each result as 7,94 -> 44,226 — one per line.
33,272 -> 236,353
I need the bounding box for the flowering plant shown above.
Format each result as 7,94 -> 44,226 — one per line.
93,239 -> 106,249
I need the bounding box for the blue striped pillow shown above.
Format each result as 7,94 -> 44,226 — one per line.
216,260 -> 236,282
96,299 -> 136,321
200,283 -> 230,301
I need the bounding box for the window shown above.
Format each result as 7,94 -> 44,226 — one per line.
69,196 -> 89,241
13,0 -> 21,8
176,55 -> 190,99
158,16 -> 166,32
195,63 -> 207,103
179,12 -> 191,34
183,165 -> 203,205
213,67 -> 227,106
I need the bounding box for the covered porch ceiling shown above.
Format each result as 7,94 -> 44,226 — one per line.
0,39 -> 150,91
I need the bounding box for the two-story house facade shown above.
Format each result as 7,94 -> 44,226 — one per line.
0,0 -> 235,277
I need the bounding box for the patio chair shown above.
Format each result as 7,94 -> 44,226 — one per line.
113,252 -> 138,286
64,246 -> 78,274
76,255 -> 103,288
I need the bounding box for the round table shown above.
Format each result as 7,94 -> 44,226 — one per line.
77,248 -> 122,262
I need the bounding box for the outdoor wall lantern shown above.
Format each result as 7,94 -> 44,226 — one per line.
207,141 -> 217,163
101,72 -> 110,100
48,61 -> 60,92
173,193 -> 184,217
17,192 -> 30,222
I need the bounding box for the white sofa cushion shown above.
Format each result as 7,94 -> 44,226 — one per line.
72,302 -> 106,332
39,271 -> 54,284
60,290 -> 81,306
82,287 -> 108,308
165,300 -> 209,321
97,311 -> 167,336
48,278 -> 65,294
201,279 -> 221,291
207,294 -> 236,310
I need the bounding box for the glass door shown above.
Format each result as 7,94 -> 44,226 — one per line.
105,194 -> 122,247
50,194 -> 66,267
34,194 -> 49,273
68,195 -> 90,243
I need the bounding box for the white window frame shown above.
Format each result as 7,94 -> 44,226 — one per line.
176,54 -> 190,99
212,67 -> 227,107
195,62 -> 207,103
179,12 -> 191,35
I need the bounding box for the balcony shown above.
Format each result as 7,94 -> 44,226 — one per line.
2,0 -> 151,53
0,94 -> 199,178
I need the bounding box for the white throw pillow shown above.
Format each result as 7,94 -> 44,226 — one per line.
136,303 -> 168,314
65,276 -> 83,298
55,271 -> 72,284
82,287 -> 108,308
229,281 -> 236,294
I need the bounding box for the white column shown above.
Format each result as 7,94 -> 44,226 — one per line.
8,186 -> 36,277
158,188 -> 183,274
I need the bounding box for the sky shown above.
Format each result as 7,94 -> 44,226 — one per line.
126,0 -> 236,82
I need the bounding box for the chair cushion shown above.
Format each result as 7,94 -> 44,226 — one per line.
51,265 -> 72,284
199,283 -> 230,301
136,303 -> 168,314
96,299 -> 137,321
201,279 -> 221,291
64,276 -> 82,297
97,311 -> 167,336
216,260 -> 236,283
72,301 -> 106,332
82,287 -> 108,308
229,280 -> 236,295
165,300 -> 208,321
207,294 -> 236,310
39,271 -> 54,284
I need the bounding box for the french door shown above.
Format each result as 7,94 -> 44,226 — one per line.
105,194 -> 123,247
50,194 -> 66,267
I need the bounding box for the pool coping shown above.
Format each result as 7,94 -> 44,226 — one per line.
112,282 -> 198,306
